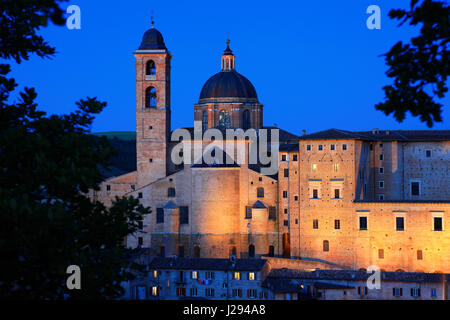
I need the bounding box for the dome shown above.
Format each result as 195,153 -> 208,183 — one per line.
139,27 -> 166,50
199,70 -> 258,103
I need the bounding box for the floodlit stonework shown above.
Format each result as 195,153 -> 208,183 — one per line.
91,24 -> 450,275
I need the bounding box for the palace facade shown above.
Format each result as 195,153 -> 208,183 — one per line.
92,23 -> 450,274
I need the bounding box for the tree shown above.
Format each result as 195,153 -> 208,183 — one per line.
376,0 -> 449,127
0,0 -> 149,299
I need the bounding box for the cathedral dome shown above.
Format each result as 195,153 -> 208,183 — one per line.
198,40 -> 258,104
199,70 -> 258,103
139,26 -> 166,50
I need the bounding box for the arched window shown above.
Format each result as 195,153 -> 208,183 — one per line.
229,246 -> 237,257
168,187 -> 176,197
146,60 -> 156,75
242,109 -> 251,130
323,240 -> 329,252
194,245 -> 200,258
268,246 -> 274,257
145,87 -> 157,108
202,110 -> 208,131
219,110 -> 231,128
248,244 -> 255,258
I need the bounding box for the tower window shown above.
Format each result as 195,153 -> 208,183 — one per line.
334,189 -> 340,199
411,181 -> 420,196
306,145 -> 311,151
318,145 -> 323,151
245,206 -> 252,219
313,219 -> 319,229
334,219 -> 340,229
168,187 -> 176,197
284,169 -> 289,177
293,154 -> 298,161
146,60 -> 156,76
330,144 -> 335,150
342,144 -> 347,150
145,87 -> 157,108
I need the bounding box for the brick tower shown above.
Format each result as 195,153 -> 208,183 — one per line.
134,20 -> 171,187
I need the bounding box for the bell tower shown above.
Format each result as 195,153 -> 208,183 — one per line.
134,19 -> 171,187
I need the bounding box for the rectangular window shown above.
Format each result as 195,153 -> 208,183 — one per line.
417,250 -> 423,260
191,271 -> 198,279
393,288 -> 403,297
138,237 -> 143,246
379,167 -> 384,174
293,154 -> 298,161
318,145 -> 323,151
312,164 -> 317,172
179,206 -> 189,224
334,219 -> 340,230
342,144 -> 347,150
358,287 -> 368,296
156,208 -> 164,223
284,208 -> 288,214
176,287 -> 186,297
269,206 -> 276,220
434,217 -> 443,231
331,144 -> 335,150
379,194 -> 385,200
205,288 -> 215,297
306,145 -> 311,151
334,164 -> 339,172
283,220 -> 289,227
313,219 -> 319,229
232,289 -> 242,298
411,181 -> 420,196
380,154 -> 384,161
359,216 -> 368,230
283,191 -> 288,198
379,181 -> 384,189
138,192 -> 143,199
312,189 -> 318,199
282,154 -> 287,161
245,206 -> 252,219
431,289 -> 437,297
152,286 -> 158,296
378,249 -> 384,259
396,217 -> 404,231
334,189 -> 340,199
284,168 -> 289,178
233,272 -> 241,280
106,185 -> 111,191
411,288 -> 421,297
190,288 -> 198,297
257,187 -> 264,198
247,289 -> 257,298
426,150 -> 432,158
205,272 -> 215,280
248,272 -> 255,280
294,195 -> 298,201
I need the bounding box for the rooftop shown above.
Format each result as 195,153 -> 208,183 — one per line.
148,257 -> 267,272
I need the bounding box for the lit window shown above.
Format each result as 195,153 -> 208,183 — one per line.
334,164 -> 339,172
248,272 -> 255,280
233,272 -> 240,280
153,270 -> 158,278
312,164 -> 317,172
191,271 -> 198,279
152,286 -> 158,296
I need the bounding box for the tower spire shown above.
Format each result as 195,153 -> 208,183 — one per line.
151,10 -> 155,28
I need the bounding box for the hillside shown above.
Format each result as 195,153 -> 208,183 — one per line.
90,132 -> 136,179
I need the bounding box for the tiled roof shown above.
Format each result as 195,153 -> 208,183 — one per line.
148,257 -> 267,272
299,128 -> 450,142
267,269 -> 448,283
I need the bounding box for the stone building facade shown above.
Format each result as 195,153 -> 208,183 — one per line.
92,23 -> 450,275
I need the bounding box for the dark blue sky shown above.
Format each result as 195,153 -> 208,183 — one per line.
10,0 -> 449,134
